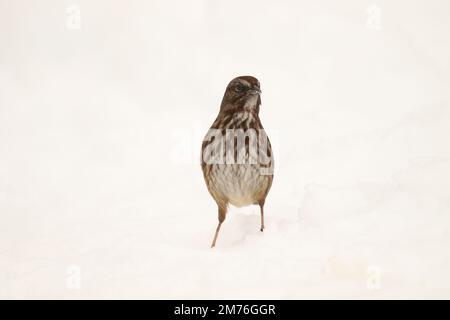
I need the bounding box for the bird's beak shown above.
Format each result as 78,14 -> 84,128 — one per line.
249,88 -> 262,95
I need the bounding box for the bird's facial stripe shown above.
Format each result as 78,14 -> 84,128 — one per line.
235,76 -> 260,88
237,79 -> 251,87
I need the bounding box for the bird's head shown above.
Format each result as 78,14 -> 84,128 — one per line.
219,76 -> 261,114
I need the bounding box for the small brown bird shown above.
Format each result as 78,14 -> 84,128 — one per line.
201,76 -> 274,247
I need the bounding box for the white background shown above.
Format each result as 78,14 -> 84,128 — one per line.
0,0 -> 449,298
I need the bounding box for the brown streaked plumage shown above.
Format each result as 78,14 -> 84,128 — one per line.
201,76 -> 274,247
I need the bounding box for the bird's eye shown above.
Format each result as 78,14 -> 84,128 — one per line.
235,83 -> 245,93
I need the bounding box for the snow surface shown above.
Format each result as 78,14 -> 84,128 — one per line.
0,0 -> 449,299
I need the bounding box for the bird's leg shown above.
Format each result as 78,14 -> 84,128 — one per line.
259,202 -> 265,232
211,206 -> 227,248
211,222 -> 222,248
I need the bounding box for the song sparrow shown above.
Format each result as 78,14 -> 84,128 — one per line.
201,76 -> 274,247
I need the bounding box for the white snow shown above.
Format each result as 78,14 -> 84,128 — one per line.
0,0 -> 450,299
